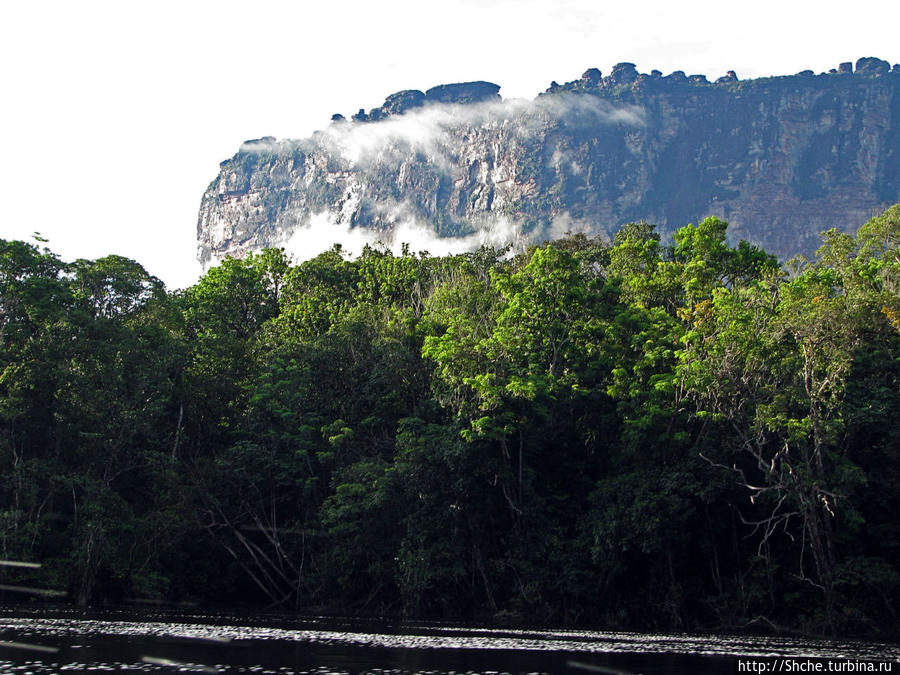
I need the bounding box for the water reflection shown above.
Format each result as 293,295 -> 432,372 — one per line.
0,608 -> 895,674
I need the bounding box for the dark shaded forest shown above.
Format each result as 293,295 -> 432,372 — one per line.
1,207 -> 898,637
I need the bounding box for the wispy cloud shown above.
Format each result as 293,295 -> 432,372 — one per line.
312,93 -> 645,168
284,210 -> 528,261
545,211 -> 597,241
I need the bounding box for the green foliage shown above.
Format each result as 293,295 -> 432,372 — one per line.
0,207 -> 898,634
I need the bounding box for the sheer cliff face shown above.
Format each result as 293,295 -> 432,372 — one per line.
197,60 -> 900,265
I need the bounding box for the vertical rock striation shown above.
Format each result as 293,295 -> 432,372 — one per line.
198,59 -> 900,265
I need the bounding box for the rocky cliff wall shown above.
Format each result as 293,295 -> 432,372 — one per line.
198,58 -> 900,265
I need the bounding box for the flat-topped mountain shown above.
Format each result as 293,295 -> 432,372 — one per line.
198,57 -> 900,264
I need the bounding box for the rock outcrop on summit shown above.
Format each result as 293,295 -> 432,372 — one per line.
198,58 -> 900,265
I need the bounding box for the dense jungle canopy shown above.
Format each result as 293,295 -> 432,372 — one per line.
1,206 -> 898,636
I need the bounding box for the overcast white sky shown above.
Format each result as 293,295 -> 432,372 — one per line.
2,0 -> 897,289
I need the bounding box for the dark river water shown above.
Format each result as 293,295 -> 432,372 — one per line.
0,607 -> 896,674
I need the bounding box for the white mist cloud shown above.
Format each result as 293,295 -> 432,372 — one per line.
284,211 -> 528,262
315,93 -> 645,169
531,93 -> 646,127
238,138 -> 294,154
545,211 -> 597,241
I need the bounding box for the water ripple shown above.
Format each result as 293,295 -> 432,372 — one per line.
0,615 -> 896,661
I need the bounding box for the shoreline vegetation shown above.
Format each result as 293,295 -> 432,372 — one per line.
1,206 -> 898,639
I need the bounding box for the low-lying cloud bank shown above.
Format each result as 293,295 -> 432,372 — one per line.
284,211 -> 529,262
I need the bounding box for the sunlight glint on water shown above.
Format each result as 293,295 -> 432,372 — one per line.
0,609 -> 896,674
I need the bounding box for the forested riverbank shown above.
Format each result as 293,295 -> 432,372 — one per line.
1,207 -> 898,637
